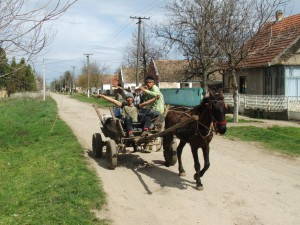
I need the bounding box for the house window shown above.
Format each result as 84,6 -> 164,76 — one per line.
239,77 -> 246,94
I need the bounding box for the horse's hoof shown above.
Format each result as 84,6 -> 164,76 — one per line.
179,171 -> 186,176
196,184 -> 204,191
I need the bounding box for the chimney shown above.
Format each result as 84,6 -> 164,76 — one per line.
275,10 -> 283,22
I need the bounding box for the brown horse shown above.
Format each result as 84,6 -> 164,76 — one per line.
163,90 -> 227,190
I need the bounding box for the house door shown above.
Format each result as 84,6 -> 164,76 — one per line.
239,77 -> 246,94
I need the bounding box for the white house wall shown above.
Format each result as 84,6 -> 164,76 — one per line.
124,83 -> 137,91
285,66 -> 300,96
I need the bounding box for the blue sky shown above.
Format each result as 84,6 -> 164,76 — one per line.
31,0 -> 300,84
32,0 -> 167,84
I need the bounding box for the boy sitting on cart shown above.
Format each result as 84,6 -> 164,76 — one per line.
96,93 -> 160,138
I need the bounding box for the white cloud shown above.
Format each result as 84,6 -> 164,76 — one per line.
33,0 -> 167,82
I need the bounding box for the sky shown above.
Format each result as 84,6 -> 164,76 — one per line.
31,0 -> 168,84
29,0 -> 300,85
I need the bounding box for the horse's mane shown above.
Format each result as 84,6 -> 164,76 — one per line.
190,97 -> 210,115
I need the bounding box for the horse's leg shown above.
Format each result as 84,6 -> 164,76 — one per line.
177,140 -> 186,176
199,145 -> 210,177
191,146 -> 203,190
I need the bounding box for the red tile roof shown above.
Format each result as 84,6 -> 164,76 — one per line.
102,74 -> 118,84
239,13 -> 300,68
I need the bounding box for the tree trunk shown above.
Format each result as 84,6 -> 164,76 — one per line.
202,71 -> 208,99
232,69 -> 239,123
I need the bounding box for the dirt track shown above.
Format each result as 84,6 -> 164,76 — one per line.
51,93 -> 300,225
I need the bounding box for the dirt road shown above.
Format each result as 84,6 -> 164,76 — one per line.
51,93 -> 300,225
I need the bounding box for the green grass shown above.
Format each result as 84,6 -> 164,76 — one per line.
225,126 -> 300,156
0,95 -> 108,225
70,93 -> 113,107
225,115 -> 262,123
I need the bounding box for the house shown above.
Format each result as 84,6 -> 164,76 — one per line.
148,59 -> 201,88
148,59 -> 223,89
92,74 -> 118,95
118,66 -> 143,90
223,11 -> 300,97
118,59 -> 222,92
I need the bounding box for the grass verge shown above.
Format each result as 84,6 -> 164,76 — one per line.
225,115 -> 262,123
0,95 -> 107,225
224,125 -> 300,156
70,93 -> 113,107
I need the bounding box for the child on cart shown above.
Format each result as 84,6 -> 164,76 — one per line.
96,93 -> 160,137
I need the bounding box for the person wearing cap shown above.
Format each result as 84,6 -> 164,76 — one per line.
139,76 -> 165,119
96,93 -> 160,137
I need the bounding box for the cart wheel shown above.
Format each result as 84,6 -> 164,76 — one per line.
163,139 -> 177,166
92,133 -> 103,158
106,140 -> 117,170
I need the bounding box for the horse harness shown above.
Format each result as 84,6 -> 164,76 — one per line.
169,98 -> 226,139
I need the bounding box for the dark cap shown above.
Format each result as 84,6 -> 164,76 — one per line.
145,76 -> 154,82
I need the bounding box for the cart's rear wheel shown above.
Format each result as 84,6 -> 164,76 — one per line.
106,140 -> 117,169
92,133 -> 103,158
163,138 -> 177,167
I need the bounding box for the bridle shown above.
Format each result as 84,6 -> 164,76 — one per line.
207,98 -> 227,134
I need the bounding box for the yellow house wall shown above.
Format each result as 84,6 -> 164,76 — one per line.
281,49 -> 300,65
224,68 -> 264,95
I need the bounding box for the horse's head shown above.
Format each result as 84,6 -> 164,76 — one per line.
207,90 -> 227,135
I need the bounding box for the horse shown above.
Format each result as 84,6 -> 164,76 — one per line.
163,90 -> 227,190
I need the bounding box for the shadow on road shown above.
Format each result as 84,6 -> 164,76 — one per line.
87,148 -> 195,193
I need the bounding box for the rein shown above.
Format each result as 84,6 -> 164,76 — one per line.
208,99 -> 227,134
169,97 -> 227,138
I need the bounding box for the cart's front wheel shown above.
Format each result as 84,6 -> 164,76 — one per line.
106,140 -> 117,169
92,133 -> 103,158
163,138 -> 177,167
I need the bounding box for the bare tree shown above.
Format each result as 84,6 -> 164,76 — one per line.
155,0 -> 287,121
78,62 -> 109,90
210,0 -> 287,122
123,25 -> 166,77
154,0 -> 223,97
0,0 -> 77,67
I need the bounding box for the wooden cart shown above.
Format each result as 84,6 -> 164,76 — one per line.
91,104 -> 198,170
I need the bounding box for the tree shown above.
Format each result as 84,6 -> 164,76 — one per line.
0,48 -> 10,88
0,0 -> 77,93
77,62 -> 109,91
123,26 -> 166,78
210,0 -> 286,122
154,0 -> 223,97
1,57 -> 37,95
0,0 -> 77,61
155,0 -> 286,122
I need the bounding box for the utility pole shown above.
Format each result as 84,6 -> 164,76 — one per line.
42,59 -> 46,100
71,66 -> 76,94
83,53 -> 93,98
130,16 -> 150,87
